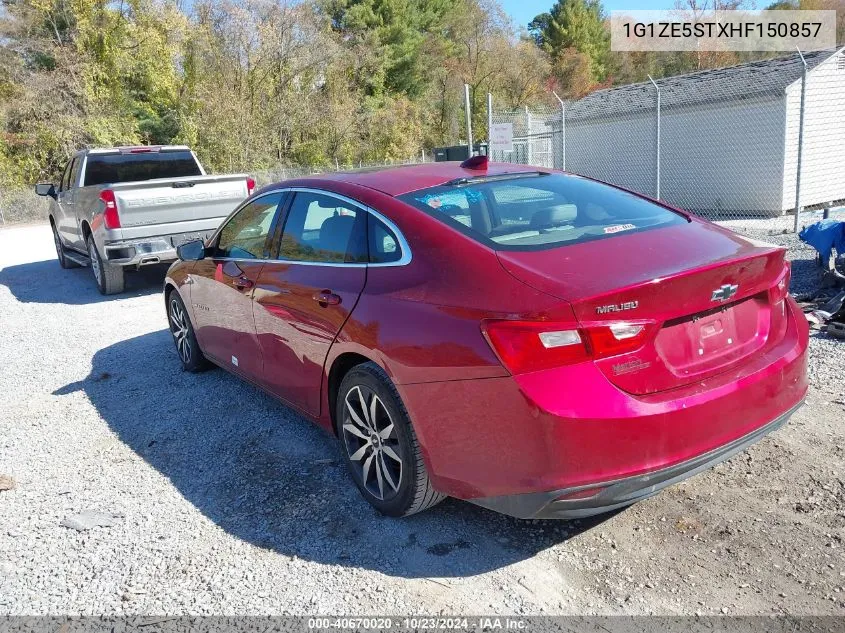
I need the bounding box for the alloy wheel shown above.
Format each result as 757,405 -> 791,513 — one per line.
169,298 -> 192,365
342,385 -> 403,501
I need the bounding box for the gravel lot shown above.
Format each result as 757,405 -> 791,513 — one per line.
0,222 -> 843,617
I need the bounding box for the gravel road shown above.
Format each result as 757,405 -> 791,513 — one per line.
0,223 -> 843,617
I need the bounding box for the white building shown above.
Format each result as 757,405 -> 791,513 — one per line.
553,48 -> 845,217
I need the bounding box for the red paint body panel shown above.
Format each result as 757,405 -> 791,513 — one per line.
400,298 -> 807,499
253,262 -> 366,415
166,162 -> 810,516
497,219 -> 790,395
191,258 -> 266,379
267,162 -> 540,197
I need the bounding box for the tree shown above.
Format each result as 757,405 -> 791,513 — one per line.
0,0 -> 557,186
320,0 -> 457,98
494,39 -> 552,108
529,0 -> 610,84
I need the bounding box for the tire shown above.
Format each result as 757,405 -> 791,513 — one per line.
87,235 -> 124,295
336,362 -> 445,517
52,223 -> 79,269
167,291 -> 210,373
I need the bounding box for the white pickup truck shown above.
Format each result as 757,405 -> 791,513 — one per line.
35,145 -> 254,294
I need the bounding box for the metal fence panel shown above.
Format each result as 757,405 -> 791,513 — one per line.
490,49 -> 845,235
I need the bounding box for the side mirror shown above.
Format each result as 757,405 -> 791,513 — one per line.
35,182 -> 56,198
177,239 -> 206,261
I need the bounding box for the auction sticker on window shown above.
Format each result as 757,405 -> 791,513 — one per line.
604,224 -> 636,234
610,10 -> 836,52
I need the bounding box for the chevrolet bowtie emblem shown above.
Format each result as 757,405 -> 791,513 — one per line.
711,284 -> 739,302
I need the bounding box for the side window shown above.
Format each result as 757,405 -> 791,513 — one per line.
69,157 -> 82,190
215,193 -> 283,259
368,215 -> 402,264
278,192 -> 365,263
59,160 -> 73,192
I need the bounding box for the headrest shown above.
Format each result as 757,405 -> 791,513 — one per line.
529,205 -> 576,230
319,214 -> 356,255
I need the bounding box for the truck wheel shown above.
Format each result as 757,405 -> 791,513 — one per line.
52,224 -> 79,269
87,236 -> 125,295
336,362 -> 445,517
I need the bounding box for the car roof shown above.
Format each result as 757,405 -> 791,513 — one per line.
285,161 -> 545,197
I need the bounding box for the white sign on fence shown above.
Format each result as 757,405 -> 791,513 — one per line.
489,123 -> 513,153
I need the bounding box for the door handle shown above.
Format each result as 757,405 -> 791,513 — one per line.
313,290 -> 341,307
233,276 -> 254,290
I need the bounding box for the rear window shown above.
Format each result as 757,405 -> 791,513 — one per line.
398,174 -> 686,250
83,150 -> 202,187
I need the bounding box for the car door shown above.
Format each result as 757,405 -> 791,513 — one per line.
252,190 -> 369,416
65,157 -> 85,250
190,192 -> 286,381
55,158 -> 78,247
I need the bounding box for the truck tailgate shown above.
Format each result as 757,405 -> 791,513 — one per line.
112,175 -> 248,238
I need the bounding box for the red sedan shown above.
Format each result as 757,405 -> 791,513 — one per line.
164,159 -> 808,519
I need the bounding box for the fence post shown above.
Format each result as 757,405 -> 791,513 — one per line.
525,106 -> 532,165
464,84 -> 474,156
648,75 -> 661,200
794,48 -> 808,233
487,92 -> 493,158
552,92 -> 566,171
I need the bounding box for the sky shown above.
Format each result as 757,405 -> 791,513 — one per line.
500,0 -> 675,30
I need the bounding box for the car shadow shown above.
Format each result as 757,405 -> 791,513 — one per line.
0,259 -> 169,305
54,329 -> 618,578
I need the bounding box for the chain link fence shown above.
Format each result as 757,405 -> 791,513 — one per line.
488,48 -> 845,235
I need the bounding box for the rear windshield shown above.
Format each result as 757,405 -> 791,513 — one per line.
398,173 -> 686,250
83,150 -> 202,187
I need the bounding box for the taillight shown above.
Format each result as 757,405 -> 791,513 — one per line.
246,177 -> 256,196
483,321 -> 590,374
482,319 -> 655,375
771,261 -> 791,303
584,321 -> 653,359
99,190 -> 120,229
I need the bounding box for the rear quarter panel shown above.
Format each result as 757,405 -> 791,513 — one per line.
312,180 -> 567,385
313,181 -> 580,441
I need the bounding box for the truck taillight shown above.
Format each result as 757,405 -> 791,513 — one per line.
99,190 -> 120,229
247,177 -> 256,196
482,319 -> 655,375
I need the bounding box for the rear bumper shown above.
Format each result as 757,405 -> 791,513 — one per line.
469,400 -> 802,519
104,230 -> 216,267
399,298 -> 809,513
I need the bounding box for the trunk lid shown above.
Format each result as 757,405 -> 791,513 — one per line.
497,220 -> 790,395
